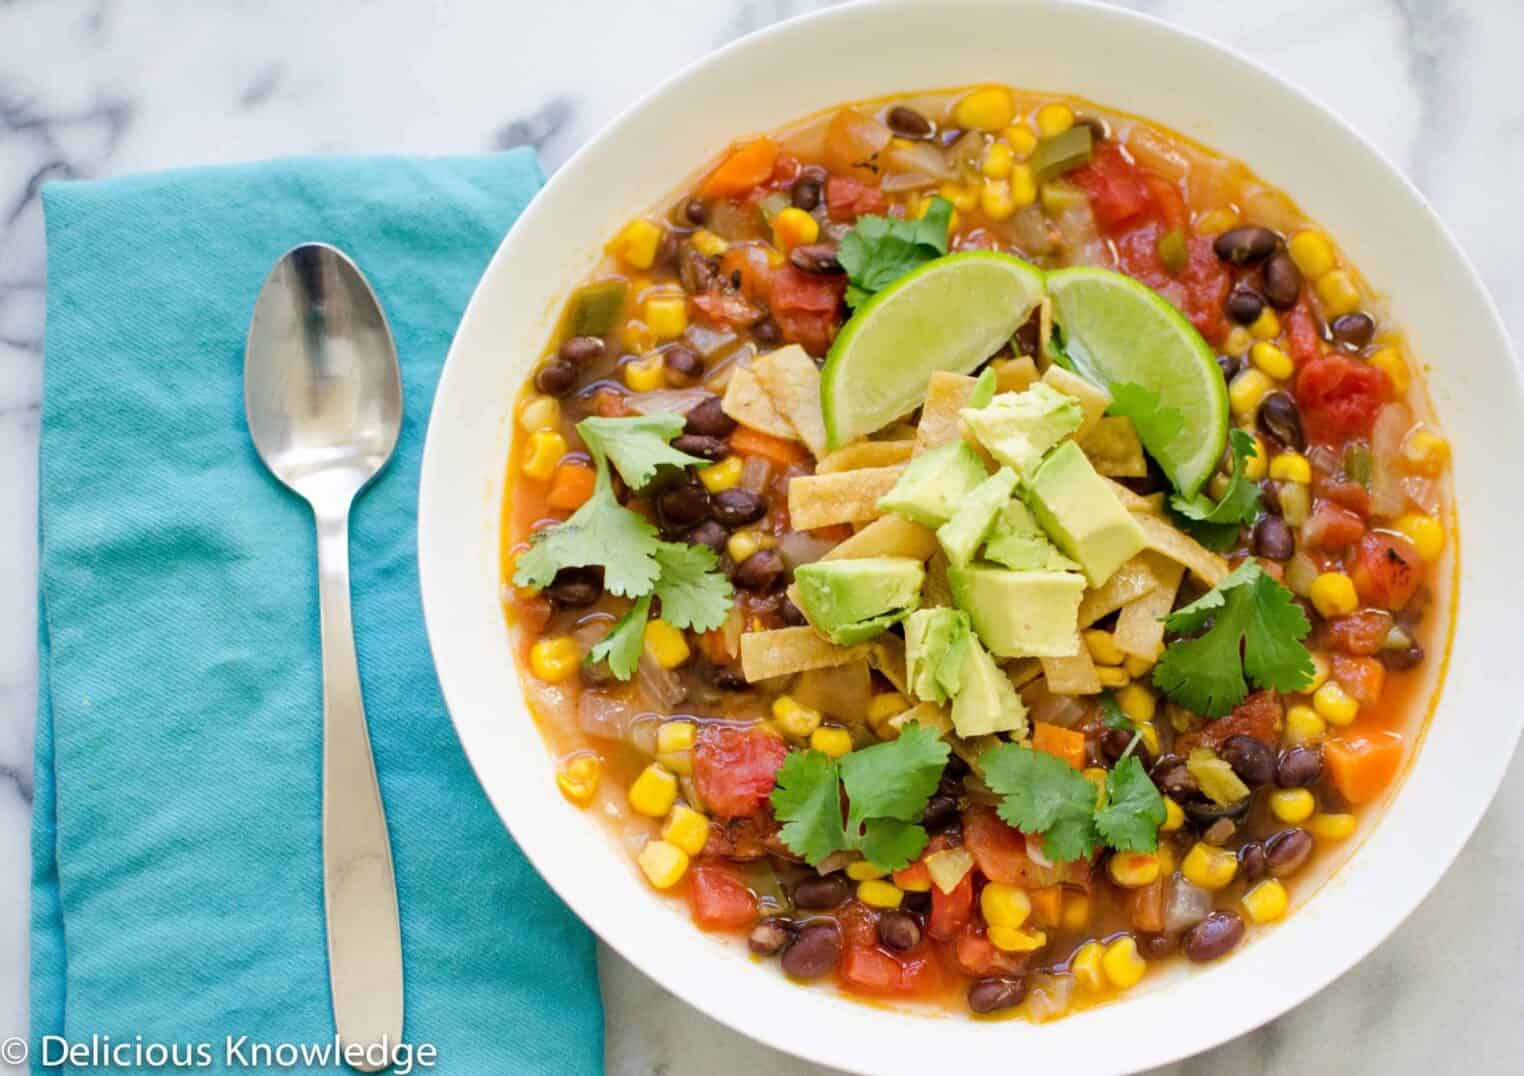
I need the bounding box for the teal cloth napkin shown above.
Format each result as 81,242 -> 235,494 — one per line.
33,150 -> 603,1074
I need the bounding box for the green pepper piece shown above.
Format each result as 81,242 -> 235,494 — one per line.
1031,125 -> 1093,182
1343,443 -> 1373,488
1040,181 -> 1088,214
571,280 -> 629,337
1157,230 -> 1188,275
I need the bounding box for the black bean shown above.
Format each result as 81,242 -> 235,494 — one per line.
1213,226 -> 1279,266
1014,315 -> 1042,357
902,890 -> 933,915
544,567 -> 602,608
663,345 -> 704,386
1138,932 -> 1178,960
684,396 -> 737,438
1238,841 -> 1269,883
1251,515 -> 1295,562
968,977 -> 1027,1014
1217,353 -> 1245,384
657,483 -> 710,527
1203,818 -> 1238,845
792,874 -> 850,910
679,245 -> 718,295
781,922 -> 841,979
779,596 -> 808,627
1265,827 -> 1314,877
753,316 -> 782,347
749,917 -> 793,956
791,172 -> 825,212
1275,745 -> 1323,788
687,520 -> 728,554
1330,312 -> 1375,349
654,230 -> 680,271
535,360 -> 578,397
1151,754 -> 1197,803
1184,797 -> 1250,828
789,243 -> 844,275
670,434 -> 727,463
1261,251 -> 1304,309
921,794 -> 959,833
886,105 -> 935,140
1226,287 -> 1266,325
1379,643 -> 1425,671
1260,480 -> 1283,516
878,910 -> 922,951
711,488 -> 767,527
1074,115 -> 1110,142
1256,392 -> 1305,452
1184,911 -> 1245,962
1099,727 -> 1134,764
559,335 -> 606,365
708,663 -> 749,691
733,549 -> 785,591
682,198 -> 707,226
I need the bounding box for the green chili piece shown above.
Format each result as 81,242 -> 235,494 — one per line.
1031,125 -> 1094,182
1344,442 -> 1373,488
1158,230 -> 1188,275
570,280 -> 629,337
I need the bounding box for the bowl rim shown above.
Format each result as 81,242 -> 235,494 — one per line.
419,1 -> 1524,1072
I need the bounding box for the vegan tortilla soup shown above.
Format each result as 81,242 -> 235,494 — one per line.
500,85 -> 1453,1019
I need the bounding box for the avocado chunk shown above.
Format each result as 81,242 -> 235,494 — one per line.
950,632 -> 1029,739
904,607 -> 973,704
936,467 -> 1020,567
959,382 -> 1083,481
877,440 -> 989,527
982,498 -> 1077,572
792,556 -> 925,645
1027,440 -> 1147,587
949,563 -> 1086,659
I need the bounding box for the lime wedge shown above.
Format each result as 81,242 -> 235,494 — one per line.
821,252 -> 1044,449
1046,266 -> 1226,498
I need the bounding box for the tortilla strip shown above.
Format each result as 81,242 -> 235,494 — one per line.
754,344 -> 829,458
1106,477 -> 1161,514
1081,415 -> 1148,477
786,464 -> 906,530
740,627 -> 868,682
1133,511 -> 1230,587
869,633 -> 909,695
913,371 -> 979,454
1077,554 -> 1166,628
1006,658 -> 1044,691
993,355 -> 1039,393
1041,643 -> 1103,695
921,550 -> 955,608
1041,365 -> 1111,440
1116,558 -> 1185,660
890,700 -> 951,738
823,514 -> 938,562
794,659 -> 872,721
722,362 -> 797,439
1037,296 -> 1055,369
816,440 -> 916,474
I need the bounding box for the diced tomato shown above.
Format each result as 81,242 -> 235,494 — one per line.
1143,175 -> 1189,233
1332,654 -> 1387,706
766,153 -> 802,189
589,387 -> 633,418
1302,501 -> 1367,551
1032,721 -> 1086,769
927,871 -> 973,941
1131,878 -> 1166,934
1175,689 -> 1283,754
771,263 -> 845,314
838,900 -> 880,948
1348,530 -> 1423,610
952,923 -> 1030,978
825,175 -> 888,221
892,859 -> 932,892
772,310 -> 836,357
1296,354 -> 1393,443
687,863 -> 759,930
691,287 -> 764,328
1324,733 -> 1404,804
1070,142 -> 1153,229
701,813 -> 788,861
516,594 -> 553,636
1110,219 -> 1230,344
840,939 -> 943,996
1316,476 -> 1372,518
1325,609 -> 1394,656
692,725 -> 789,819
962,807 -> 1043,886
1285,298 -> 1324,366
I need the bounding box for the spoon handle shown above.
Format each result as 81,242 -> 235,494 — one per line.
315,506 -> 404,1070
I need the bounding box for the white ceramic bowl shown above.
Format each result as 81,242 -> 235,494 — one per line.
419,2 -> 1524,1071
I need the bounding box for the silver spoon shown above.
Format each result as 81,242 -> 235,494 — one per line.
245,243 -> 404,1071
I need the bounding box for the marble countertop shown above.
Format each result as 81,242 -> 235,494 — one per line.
3,1 -> 1521,1072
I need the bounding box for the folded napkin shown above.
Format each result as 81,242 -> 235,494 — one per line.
34,151 -> 602,1074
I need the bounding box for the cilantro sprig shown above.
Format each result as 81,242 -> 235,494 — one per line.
771,722 -> 951,872
837,196 -> 954,308
1170,428 -> 1262,551
1153,560 -> 1314,717
578,413 -> 712,491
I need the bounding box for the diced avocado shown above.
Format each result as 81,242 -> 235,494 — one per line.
959,382 -> 1083,481
950,633 -> 1029,739
949,563 -> 1086,659
905,607 -> 971,704
793,556 -> 924,645
877,440 -> 989,527
1027,440 -> 1147,587
936,467 -> 1019,567
984,499 -> 1056,571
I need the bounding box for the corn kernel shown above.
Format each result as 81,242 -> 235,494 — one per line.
623,354 -> 665,392
521,429 -> 568,481
1096,665 -> 1130,689
1196,207 -> 1239,235
1123,651 -> 1156,677
1009,164 -> 1037,208
529,635 -> 579,682
1309,813 -> 1357,841
1082,629 -> 1125,666
1071,941 -> 1105,991
1107,852 -> 1162,888
698,455 -> 743,492
1309,572 -> 1358,618
519,394 -> 561,434
1229,368 -> 1274,420
954,87 -> 1016,131
1313,681 -> 1359,726
690,228 -> 728,257
867,692 -> 909,724
1062,894 -> 1092,931
1394,513 -> 1445,563
1102,936 -> 1147,990
982,141 -> 1015,179
1369,347 -> 1410,393
1003,124 -> 1039,158
858,879 -> 904,909
1242,879 -> 1290,924
657,720 -> 697,755
1308,653 -> 1331,692
1250,342 -> 1295,381
989,925 -> 1047,952
622,320 -> 656,354
1315,270 -> 1362,317
645,296 -> 688,341
772,206 -> 819,251
1239,434 -> 1267,480
1288,230 -> 1336,279
1181,842 -> 1238,890
637,839 -> 689,889
1284,704 -> 1327,745
938,181 -> 978,213
772,695 -> 823,740
980,177 -> 1016,221
1249,307 -> 1281,340
1402,428 -> 1450,476
1035,103 -> 1075,138
981,883 -> 1033,929
1115,683 -> 1157,726
1224,326 -> 1254,357
643,619 -> 691,670
611,218 -> 663,270
662,804 -> 711,856
556,754 -> 601,807
1269,451 -> 1311,484
811,726 -> 854,759
1137,722 -> 1161,757
1269,787 -> 1316,824
726,528 -> 763,564
628,764 -> 680,818
1160,796 -> 1186,833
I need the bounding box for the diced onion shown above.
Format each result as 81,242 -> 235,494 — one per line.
1164,876 -> 1214,933
637,652 -> 687,713
740,455 -> 773,494
776,529 -> 837,569
623,388 -> 712,416
577,689 -> 639,741
1369,402 -> 1413,517
926,847 -> 975,894
883,138 -> 955,181
1025,973 -> 1075,1023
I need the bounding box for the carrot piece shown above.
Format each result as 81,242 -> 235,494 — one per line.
1130,878 -> 1166,933
699,138 -> 780,199
892,859 -> 931,892
730,425 -> 811,468
546,462 -> 596,511
1032,721 -> 1086,770
1029,886 -> 1064,928
1324,733 -> 1404,804
1332,654 -> 1386,706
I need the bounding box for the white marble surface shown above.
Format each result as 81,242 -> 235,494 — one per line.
2,1 -> 1521,1073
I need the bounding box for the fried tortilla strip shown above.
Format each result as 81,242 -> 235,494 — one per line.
869,633 -> 909,695
1116,557 -> 1186,660
823,513 -> 938,562
1006,658 -> 1044,691
794,659 -> 872,721
889,700 -> 951,738
722,362 -> 797,439
1041,643 -> 1103,695
1106,477 -> 1162,514
1077,554 -> 1166,628
1133,511 -> 1230,587
921,550 -> 955,608
786,464 -> 906,530
1080,415 -> 1148,477
993,355 -> 1039,393
740,627 -> 868,682
913,371 -> 979,454
816,440 -> 916,474
754,344 -> 829,458
1041,364 -> 1111,440
1037,296 -> 1055,369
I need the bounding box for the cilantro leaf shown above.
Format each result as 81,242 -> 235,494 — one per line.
979,743 -> 1100,862
586,594 -> 652,680
967,366 -> 998,410
1094,754 -> 1167,852
1170,429 -> 1262,550
577,413 -> 711,491
651,542 -> 733,632
856,818 -> 929,874
512,464 -> 661,597
1153,561 -> 1314,717
841,722 -> 950,826
1046,322 -> 1075,372
1099,691 -> 1136,732
770,750 -> 847,867
837,196 -> 953,308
